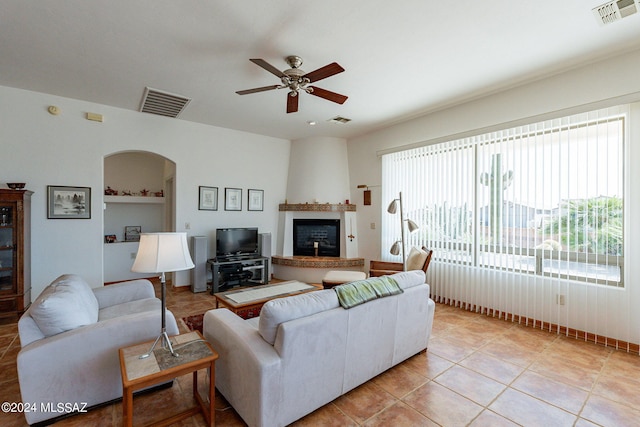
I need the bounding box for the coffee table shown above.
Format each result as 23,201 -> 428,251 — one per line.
119,331 -> 218,426
214,280 -> 322,319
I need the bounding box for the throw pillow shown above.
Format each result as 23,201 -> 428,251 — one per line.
406,247 -> 428,271
29,274 -> 99,337
259,289 -> 339,345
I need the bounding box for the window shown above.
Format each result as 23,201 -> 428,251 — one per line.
382,105 -> 626,286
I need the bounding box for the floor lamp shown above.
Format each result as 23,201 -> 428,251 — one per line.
131,232 -> 195,358
387,191 -> 419,271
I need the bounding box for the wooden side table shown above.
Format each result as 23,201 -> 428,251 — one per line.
119,331 -> 218,426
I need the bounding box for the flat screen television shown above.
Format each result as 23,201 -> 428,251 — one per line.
216,227 -> 259,259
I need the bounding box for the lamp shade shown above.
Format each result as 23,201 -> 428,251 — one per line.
407,219 -> 419,233
390,240 -> 401,255
387,199 -> 398,214
131,232 -> 195,273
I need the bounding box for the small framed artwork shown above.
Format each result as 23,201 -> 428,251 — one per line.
248,189 -> 264,211
199,186 -> 218,211
124,226 -> 142,242
104,234 -> 117,243
47,185 -> 91,219
225,188 -> 242,211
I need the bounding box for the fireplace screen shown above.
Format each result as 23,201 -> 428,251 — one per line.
293,219 -> 340,257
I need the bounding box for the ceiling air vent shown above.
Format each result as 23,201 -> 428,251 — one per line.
139,87 -> 191,118
328,116 -> 352,124
593,0 -> 637,25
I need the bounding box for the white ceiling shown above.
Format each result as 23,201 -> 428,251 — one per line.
2,1 -> 640,140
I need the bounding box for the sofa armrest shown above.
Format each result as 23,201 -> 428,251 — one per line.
17,308 -> 177,425
369,260 -> 403,277
370,260 -> 402,270
93,279 -> 156,309
203,309 -> 281,369
203,309 -> 282,427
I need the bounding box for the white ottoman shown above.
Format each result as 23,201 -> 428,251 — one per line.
322,270 -> 367,289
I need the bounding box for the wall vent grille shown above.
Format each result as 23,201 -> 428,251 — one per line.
139,87 -> 191,118
328,116 -> 352,124
593,0 -> 638,25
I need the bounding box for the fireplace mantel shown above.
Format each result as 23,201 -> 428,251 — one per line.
272,256 -> 364,269
279,203 -> 356,212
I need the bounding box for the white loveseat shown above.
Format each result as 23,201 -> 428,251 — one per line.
17,274 -> 179,425
203,270 -> 435,427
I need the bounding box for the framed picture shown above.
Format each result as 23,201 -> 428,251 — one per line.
104,234 -> 117,243
225,188 -> 242,211
124,226 -> 142,242
248,189 -> 264,211
199,186 -> 218,210
47,185 -> 91,219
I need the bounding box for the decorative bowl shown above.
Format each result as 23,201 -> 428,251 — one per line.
7,183 -> 26,190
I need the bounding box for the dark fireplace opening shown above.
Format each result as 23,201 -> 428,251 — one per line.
293,219 -> 340,257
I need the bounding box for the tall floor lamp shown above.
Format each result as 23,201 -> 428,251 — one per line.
131,232 -> 194,358
387,191 -> 419,271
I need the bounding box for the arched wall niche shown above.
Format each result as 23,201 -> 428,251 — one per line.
103,150 -> 176,282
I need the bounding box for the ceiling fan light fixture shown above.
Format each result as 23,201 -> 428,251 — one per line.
237,56 -> 347,114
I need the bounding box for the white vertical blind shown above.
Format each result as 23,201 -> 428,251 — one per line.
382,104 -> 631,349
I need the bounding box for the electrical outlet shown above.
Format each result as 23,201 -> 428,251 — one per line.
370,222 -> 376,229
130,252 -> 137,260
185,222 -> 191,230
556,294 -> 566,305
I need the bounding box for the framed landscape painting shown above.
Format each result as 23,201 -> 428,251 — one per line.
47,186 -> 91,219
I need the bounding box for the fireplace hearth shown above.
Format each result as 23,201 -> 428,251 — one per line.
293,219 -> 340,257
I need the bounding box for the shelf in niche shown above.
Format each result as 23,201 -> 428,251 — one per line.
104,196 -> 165,204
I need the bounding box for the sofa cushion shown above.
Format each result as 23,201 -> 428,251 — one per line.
29,274 -> 99,337
258,289 -> 339,345
406,247 -> 429,271
98,297 -> 160,321
392,270 -> 427,289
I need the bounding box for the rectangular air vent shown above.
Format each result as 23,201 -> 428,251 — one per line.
593,0 -> 638,25
139,87 -> 191,118
328,116 -> 352,124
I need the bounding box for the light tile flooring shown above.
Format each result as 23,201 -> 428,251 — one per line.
1,281 -> 640,426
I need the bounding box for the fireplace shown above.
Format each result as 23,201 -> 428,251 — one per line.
293,219 -> 340,257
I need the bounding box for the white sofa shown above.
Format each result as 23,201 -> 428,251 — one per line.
203,270 -> 435,427
17,274 -> 179,425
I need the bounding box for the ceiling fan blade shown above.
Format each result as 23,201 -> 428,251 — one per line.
236,85 -> 280,95
308,86 -> 348,104
250,58 -> 286,78
303,62 -> 345,83
286,92 -> 299,113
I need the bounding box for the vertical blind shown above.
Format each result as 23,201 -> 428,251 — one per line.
382,104 -> 631,348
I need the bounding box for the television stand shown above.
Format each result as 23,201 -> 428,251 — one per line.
207,256 -> 269,294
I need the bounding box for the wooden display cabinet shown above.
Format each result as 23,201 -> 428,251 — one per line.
0,189 -> 32,321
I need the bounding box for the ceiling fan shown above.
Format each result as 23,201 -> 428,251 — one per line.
236,55 -> 348,113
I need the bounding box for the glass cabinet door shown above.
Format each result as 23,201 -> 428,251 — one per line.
0,205 -> 15,293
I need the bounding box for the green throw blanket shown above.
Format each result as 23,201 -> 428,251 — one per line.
334,276 -> 403,309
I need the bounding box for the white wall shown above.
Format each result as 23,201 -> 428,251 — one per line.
347,47 -> 640,345
0,86 -> 290,296
286,137 -> 350,204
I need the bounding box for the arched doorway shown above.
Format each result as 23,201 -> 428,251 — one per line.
103,151 -> 176,282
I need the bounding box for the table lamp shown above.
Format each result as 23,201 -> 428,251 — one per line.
131,232 -> 194,358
